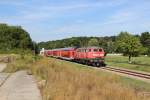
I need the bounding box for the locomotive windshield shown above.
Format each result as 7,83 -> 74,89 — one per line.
99,49 -> 103,52
93,48 -> 103,52
93,49 -> 98,52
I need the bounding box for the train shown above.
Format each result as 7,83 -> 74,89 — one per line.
40,47 -> 106,67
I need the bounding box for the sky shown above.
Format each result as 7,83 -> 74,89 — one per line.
0,0 -> 150,42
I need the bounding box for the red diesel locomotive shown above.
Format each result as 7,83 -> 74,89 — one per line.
41,47 -> 105,67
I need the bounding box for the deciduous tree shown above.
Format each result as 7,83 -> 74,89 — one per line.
0,23 -> 33,53
88,38 -> 99,46
115,32 -> 143,63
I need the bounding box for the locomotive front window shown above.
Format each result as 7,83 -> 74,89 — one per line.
99,49 -> 103,52
93,49 -> 98,52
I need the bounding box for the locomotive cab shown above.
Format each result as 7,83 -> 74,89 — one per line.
87,48 -> 105,59
75,47 -> 106,67
86,47 -> 105,66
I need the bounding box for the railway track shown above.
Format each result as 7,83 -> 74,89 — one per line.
101,67 -> 150,79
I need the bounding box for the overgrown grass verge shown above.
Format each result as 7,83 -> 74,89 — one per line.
30,57 -> 150,100
3,55 -> 39,73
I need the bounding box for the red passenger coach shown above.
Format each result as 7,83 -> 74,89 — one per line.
44,47 -> 76,60
58,47 -> 76,60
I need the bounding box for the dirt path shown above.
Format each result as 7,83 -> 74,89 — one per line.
0,63 -> 42,100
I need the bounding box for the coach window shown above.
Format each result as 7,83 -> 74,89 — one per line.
83,49 -> 85,52
81,49 -> 83,52
86,49 -> 88,52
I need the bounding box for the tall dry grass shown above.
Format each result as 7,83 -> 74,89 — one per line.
31,58 -> 150,100
3,54 -> 36,72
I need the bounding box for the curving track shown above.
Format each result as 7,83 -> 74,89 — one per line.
101,67 -> 150,79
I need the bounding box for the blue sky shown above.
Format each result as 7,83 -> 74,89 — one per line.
0,0 -> 150,42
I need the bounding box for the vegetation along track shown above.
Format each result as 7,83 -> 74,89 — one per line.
101,67 -> 150,79
53,58 -> 150,80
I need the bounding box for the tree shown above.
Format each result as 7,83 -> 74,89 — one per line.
140,32 -> 150,47
0,23 -> 33,53
140,32 -> 150,55
88,38 -> 99,46
115,32 -> 143,63
106,41 -> 115,53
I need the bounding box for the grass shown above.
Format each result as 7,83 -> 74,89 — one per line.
105,55 -> 150,72
30,57 -> 150,100
120,77 -> 150,92
3,55 -> 150,100
3,54 -> 37,72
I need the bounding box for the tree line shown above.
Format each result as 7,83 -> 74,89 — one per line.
38,36 -> 116,53
0,23 -> 37,54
